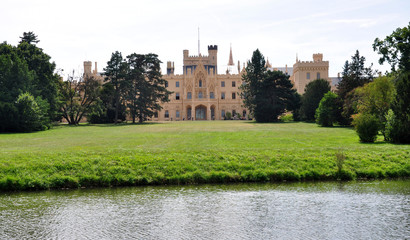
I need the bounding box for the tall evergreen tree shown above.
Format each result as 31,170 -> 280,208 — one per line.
240,49 -> 266,115
104,51 -> 127,123
337,50 -> 375,100
125,53 -> 171,123
337,50 -> 375,123
299,79 -> 331,122
240,49 -> 296,122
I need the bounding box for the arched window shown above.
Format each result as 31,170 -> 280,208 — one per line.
198,91 -> 203,99
306,72 -> 310,79
199,80 -> 203,87
317,72 -> 320,79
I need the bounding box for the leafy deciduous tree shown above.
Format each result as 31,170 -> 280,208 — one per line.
315,91 -> 340,127
59,72 -> 101,125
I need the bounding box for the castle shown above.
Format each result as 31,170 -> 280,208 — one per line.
83,45 -> 333,121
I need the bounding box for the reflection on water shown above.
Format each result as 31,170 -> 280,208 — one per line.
0,180 -> 409,239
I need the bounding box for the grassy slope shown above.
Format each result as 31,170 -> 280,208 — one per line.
0,121 -> 409,191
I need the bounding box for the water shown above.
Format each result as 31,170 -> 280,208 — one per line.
0,180 -> 409,239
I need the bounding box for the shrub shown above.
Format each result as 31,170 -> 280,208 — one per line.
224,111 -> 232,120
280,113 -> 293,122
16,92 -> 49,132
315,91 -> 339,127
352,113 -> 380,143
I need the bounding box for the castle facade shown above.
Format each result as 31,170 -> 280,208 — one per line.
157,45 -> 246,121
83,46 -> 333,121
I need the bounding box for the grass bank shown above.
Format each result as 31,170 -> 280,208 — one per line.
0,121 -> 409,191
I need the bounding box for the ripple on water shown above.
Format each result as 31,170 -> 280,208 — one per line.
0,180 -> 409,239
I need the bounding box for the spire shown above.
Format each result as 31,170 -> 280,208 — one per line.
228,44 -> 234,66
198,27 -> 200,56
296,53 -> 298,62
266,57 -> 272,68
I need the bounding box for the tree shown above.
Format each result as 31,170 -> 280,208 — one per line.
373,22 -> 410,72
88,83 -> 127,123
59,72 -> 101,125
253,70 -> 296,122
299,79 -> 331,121
0,42 -> 34,103
104,51 -> 127,123
17,33 -> 61,120
19,31 -> 39,45
240,49 -> 266,115
373,22 -> 410,143
337,50 -> 375,123
315,91 -> 340,127
15,92 -> 49,132
354,76 -> 395,140
125,53 -> 171,123
337,50 -> 375,100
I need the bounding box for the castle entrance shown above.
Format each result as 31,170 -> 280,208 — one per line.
195,105 -> 207,120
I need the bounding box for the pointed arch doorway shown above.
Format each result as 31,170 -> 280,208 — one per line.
195,105 -> 207,120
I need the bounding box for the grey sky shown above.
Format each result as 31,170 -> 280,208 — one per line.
1,0 -> 409,78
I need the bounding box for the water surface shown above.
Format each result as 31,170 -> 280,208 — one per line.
1,180 -> 409,239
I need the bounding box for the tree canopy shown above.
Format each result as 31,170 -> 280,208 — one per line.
240,49 -> 297,122
299,79 -> 331,122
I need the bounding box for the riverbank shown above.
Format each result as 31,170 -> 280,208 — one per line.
0,121 -> 409,191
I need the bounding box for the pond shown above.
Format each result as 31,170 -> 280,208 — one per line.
0,180 -> 409,239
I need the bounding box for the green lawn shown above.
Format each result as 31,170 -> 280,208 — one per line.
0,121 -> 409,191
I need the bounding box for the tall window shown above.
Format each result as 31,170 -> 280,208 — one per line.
199,80 -> 202,87
232,81 -> 236,87
154,112 -> 158,118
176,81 -> 180,87
198,91 -> 203,99
317,72 -> 320,79
165,110 -> 169,118
221,81 -> 225,87
210,92 -> 215,99
232,92 -> 236,99
221,92 -> 225,99
221,110 -> 225,118
187,92 -> 192,99
306,72 -> 310,79
165,81 -> 168,87
242,110 -> 246,117
176,92 -> 180,100
232,110 -> 236,116
176,110 -> 180,118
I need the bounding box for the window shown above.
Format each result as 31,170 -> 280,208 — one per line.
221,92 -> 225,99
165,81 -> 168,87
221,110 -> 225,118
210,92 -> 215,99
243,110 -> 246,117
317,72 -> 320,79
187,92 -> 192,99
232,110 -> 236,116
306,73 -> 310,79
232,92 -> 236,99
221,81 -> 225,87
176,92 -> 180,100
199,80 -> 202,87
165,110 -> 169,118
232,81 -> 236,87
176,110 -> 180,118
198,91 -> 203,99
154,112 -> 158,118
176,81 -> 180,87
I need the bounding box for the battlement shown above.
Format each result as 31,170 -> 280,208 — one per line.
208,45 -> 218,50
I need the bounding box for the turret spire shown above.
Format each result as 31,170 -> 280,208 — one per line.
228,44 -> 234,66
